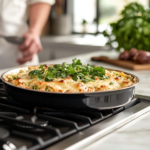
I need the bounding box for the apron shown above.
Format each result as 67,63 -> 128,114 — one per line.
0,0 -> 39,69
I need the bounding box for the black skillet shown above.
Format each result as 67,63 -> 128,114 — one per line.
0,66 -> 139,110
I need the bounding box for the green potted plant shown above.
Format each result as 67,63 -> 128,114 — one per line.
102,2 -> 150,52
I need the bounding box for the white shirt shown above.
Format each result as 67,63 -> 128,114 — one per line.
0,0 -> 55,69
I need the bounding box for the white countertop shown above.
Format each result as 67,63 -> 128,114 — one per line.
83,110 -> 150,150
1,50 -> 150,149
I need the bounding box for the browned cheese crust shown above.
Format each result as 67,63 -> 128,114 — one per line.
4,66 -> 137,93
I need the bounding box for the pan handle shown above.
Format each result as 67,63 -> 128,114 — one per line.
82,91 -> 134,110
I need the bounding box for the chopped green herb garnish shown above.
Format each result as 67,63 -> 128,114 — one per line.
82,76 -> 95,83
28,58 -> 109,83
45,72 -> 55,81
61,72 -> 67,78
113,72 -> 118,75
32,85 -> 38,90
109,82 -> 114,85
72,74 -> 78,81
45,86 -> 52,91
28,70 -> 45,80
100,75 -> 110,80
39,65 -> 44,69
8,78 -> 11,82
12,76 -> 18,80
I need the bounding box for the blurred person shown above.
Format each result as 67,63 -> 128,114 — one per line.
0,0 -> 55,69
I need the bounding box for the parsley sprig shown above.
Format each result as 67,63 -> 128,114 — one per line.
28,58 -> 109,83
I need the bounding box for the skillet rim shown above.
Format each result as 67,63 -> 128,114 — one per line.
1,65 -> 139,95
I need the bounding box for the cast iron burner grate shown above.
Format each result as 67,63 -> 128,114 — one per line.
0,79 -> 140,150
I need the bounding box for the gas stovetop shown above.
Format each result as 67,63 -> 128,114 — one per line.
0,80 -> 150,150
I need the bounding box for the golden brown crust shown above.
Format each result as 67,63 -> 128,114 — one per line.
4,68 -> 136,93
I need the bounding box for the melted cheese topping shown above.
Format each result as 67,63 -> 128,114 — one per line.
4,66 -> 137,93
